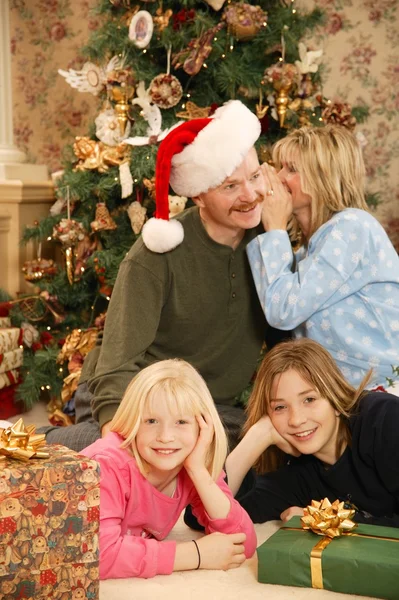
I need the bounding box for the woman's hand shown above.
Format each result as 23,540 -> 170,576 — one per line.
261,163 -> 293,232
280,506 -> 304,522
184,414 -> 214,475
196,532 -> 247,570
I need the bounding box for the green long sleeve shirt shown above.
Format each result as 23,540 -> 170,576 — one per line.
87,207 -> 266,428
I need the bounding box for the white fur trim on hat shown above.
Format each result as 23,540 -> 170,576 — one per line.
142,217 -> 184,253
170,100 -> 261,198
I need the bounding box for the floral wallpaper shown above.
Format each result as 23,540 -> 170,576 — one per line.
301,0 -> 399,250
9,0 -> 99,173
8,0 -> 399,249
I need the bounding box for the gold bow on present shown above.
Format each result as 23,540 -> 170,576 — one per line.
301,498 -> 357,538
0,418 -> 49,462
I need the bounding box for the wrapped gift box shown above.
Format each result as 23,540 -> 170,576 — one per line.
257,516 -> 399,599
0,347 -> 23,373
0,327 -> 23,354
0,317 -> 11,328
0,383 -> 23,419
0,368 -> 19,390
0,441 -> 100,599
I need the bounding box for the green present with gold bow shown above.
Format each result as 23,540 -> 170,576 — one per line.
257,499 -> 399,600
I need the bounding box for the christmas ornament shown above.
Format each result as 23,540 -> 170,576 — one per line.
172,8 -> 195,31
168,195 -> 187,218
57,328 -> 98,407
129,10 -> 153,48
222,3 -> 267,41
130,80 -> 162,137
295,42 -> 323,75
74,234 -> 98,279
95,107 -> 132,145
149,73 -> 183,109
90,202 -> 118,232
58,55 -> 125,97
53,218 -> 85,285
22,258 -> 57,282
176,101 -> 213,120
255,88 -> 269,119
321,101 -> 357,130
172,23 -> 224,76
203,0 -> 227,10
127,201 -> 147,234
73,137 -> 131,172
21,322 -> 40,348
264,62 -> 298,127
93,258 -> 113,297
108,82 -> 135,136
143,177 -> 156,199
4,295 -> 64,324
154,6 -> 173,33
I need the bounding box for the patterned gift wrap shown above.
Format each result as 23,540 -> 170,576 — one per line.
0,328 -> 23,354
0,318 -> 11,328
0,348 -> 23,374
0,369 -> 20,390
0,444 -> 100,599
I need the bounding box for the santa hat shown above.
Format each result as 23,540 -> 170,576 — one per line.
142,100 -> 261,253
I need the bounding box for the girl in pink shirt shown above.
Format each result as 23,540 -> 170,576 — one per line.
81,359 -> 256,579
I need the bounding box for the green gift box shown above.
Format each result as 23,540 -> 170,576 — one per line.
257,516 -> 399,600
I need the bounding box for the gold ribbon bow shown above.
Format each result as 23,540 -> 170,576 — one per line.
301,498 -> 357,589
301,497 -> 357,538
0,418 -> 49,462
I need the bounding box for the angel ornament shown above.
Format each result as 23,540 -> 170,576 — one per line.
295,43 -> 323,75
58,55 -> 126,96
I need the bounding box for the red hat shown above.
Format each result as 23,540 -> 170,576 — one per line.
142,100 -> 261,253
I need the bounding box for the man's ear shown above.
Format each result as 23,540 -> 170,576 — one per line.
192,195 -> 204,208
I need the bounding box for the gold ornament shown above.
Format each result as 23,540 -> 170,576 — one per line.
223,3 -> 267,41
154,7 -> 173,32
275,86 -> 291,127
176,101 -> 213,120
22,258 -> 57,282
63,246 -> 75,285
109,84 -> 135,135
90,202 -> 118,232
73,137 -> 131,172
143,177 -> 156,199
256,88 -> 269,119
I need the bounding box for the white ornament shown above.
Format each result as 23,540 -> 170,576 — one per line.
119,162 -> 134,199
58,62 -> 104,95
168,195 -> 187,218
295,43 -> 323,74
58,55 -> 126,96
129,11 -> 153,49
128,201 -> 147,234
95,108 -> 131,146
131,81 -> 162,137
124,121 -> 182,147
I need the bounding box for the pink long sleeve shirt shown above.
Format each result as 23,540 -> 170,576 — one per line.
81,432 -> 257,579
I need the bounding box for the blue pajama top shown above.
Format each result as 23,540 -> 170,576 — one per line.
247,208 -> 399,386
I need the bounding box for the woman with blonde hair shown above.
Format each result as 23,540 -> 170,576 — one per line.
248,124 -> 399,387
81,358 -> 256,580
226,338 -> 399,527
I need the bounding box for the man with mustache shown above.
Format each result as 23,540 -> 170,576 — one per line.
42,101 -> 284,460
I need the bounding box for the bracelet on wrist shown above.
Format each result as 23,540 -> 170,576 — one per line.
192,539 -> 201,570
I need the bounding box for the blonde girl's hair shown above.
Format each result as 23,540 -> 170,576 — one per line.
110,359 -> 228,480
244,338 -> 372,474
272,124 -> 369,245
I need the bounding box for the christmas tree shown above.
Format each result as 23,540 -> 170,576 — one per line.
10,0 -> 365,414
